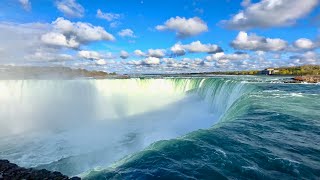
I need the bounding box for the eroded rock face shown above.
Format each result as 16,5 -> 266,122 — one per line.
0,160 -> 80,180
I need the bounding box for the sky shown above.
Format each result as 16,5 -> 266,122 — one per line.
0,0 -> 319,74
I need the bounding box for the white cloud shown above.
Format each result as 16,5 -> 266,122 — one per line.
221,52 -> 250,61
127,57 -> 161,66
134,50 -> 146,57
118,29 -> 136,38
147,49 -> 166,58
0,21 -> 100,63
293,38 -> 316,50
206,52 -> 249,61
41,32 -> 79,48
120,50 -> 129,59
19,0 -> 31,11
56,0 -> 84,18
78,50 -> 101,60
156,16 -> 208,38
183,41 -> 222,53
127,60 -> 142,65
143,57 -> 161,65
170,43 -> 186,56
290,51 -> 319,64
96,9 -> 121,22
231,31 -> 287,51
256,50 -> 265,56
162,58 -> 176,66
96,59 -> 107,65
128,49 -> 165,59
41,17 -> 115,48
26,49 -> 74,62
171,41 -> 222,56
162,57 -> 213,69
205,52 -> 224,61
0,22 -> 52,63
222,0 -> 318,30
78,50 -> 115,63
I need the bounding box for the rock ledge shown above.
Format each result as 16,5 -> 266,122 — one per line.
0,160 -> 80,180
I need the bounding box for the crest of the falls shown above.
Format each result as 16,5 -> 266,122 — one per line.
0,78 -> 251,176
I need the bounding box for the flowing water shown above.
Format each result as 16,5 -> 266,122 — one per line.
0,76 -> 319,179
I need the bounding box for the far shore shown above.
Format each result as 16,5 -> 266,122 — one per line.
0,65 -> 319,83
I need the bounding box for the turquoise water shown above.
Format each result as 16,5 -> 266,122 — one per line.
0,76 -> 319,179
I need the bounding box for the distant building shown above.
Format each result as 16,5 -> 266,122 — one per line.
260,68 -> 279,75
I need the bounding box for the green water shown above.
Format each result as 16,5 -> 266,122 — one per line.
0,76 -> 319,179
85,78 -> 320,179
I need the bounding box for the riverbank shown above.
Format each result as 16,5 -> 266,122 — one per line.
0,160 -> 80,180
292,76 -> 320,83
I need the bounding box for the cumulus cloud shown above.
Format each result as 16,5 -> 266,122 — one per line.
293,38 -> 316,50
162,57 -> 213,69
290,51 -> 319,65
205,52 -> 250,61
19,0 -> 31,11
95,59 -> 107,65
41,32 -> 79,48
170,43 -> 186,56
126,60 -> 142,66
118,29 -> 136,38
143,57 -> 161,65
0,21 -> 80,64
96,9 -> 121,22
41,17 -> 115,49
222,0 -> 318,30
127,57 -> 161,66
134,50 -> 146,57
147,49 -> 166,58
231,31 -> 287,51
120,50 -> 129,59
172,41 -> 222,55
78,50 -> 115,64
78,50 -> 101,60
132,49 -> 166,58
156,16 -> 208,38
162,58 -> 177,67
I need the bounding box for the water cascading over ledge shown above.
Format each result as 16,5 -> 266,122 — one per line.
0,78 -> 253,176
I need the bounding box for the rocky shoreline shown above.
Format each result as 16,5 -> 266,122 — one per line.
292,76 -> 320,83
0,160 -> 80,180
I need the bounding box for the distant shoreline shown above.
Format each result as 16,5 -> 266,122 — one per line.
0,65 -> 319,83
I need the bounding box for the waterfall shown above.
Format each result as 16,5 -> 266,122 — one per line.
0,78 -> 252,176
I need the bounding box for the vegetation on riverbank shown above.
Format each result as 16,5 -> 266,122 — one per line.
274,65 -> 320,75
203,65 -> 320,76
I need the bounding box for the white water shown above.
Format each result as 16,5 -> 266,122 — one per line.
0,78 -> 248,175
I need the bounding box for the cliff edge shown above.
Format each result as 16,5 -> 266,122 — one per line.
0,160 -> 80,180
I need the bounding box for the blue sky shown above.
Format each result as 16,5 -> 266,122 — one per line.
0,0 -> 319,73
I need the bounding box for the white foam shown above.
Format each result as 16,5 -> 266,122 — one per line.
0,78 -> 248,176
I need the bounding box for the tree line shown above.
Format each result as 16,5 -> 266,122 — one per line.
204,65 -> 320,76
